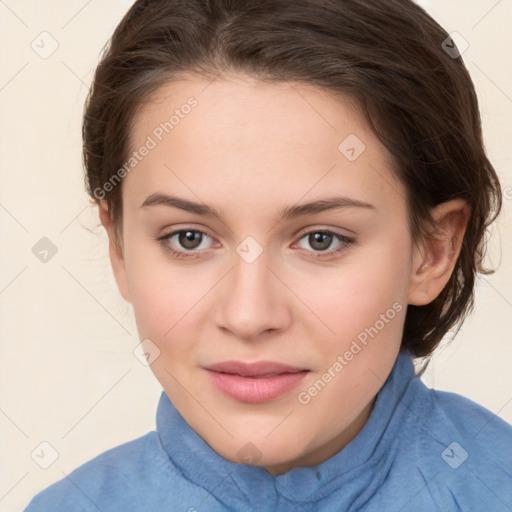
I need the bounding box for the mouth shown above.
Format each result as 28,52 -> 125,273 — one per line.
203,361 -> 310,403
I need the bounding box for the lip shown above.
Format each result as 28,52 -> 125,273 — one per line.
203,361 -> 309,403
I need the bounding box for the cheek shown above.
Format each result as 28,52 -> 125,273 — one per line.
300,245 -> 409,334
123,245 -> 202,340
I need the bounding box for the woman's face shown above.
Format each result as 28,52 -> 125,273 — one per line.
105,73 -> 425,474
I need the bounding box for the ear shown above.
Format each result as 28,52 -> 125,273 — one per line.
408,198 -> 471,306
98,201 -> 131,303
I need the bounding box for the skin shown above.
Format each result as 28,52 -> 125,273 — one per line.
98,73 -> 470,475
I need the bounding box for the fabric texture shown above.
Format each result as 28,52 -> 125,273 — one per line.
24,351 -> 512,511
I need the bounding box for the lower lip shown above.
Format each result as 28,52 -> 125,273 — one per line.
205,370 -> 309,403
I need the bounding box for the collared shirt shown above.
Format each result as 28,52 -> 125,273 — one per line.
24,351 -> 512,511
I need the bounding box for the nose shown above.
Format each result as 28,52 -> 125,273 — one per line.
213,248 -> 292,341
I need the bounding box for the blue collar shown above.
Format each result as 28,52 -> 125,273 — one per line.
156,350 -> 417,503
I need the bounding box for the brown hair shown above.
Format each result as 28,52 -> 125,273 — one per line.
83,0 -> 502,363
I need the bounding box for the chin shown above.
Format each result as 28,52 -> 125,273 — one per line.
211,432 -> 311,470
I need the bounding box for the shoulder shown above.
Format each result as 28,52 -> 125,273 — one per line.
23,431 -> 179,511
426,386 -> 512,455
400,381 -> 512,510
402,368 -> 512,452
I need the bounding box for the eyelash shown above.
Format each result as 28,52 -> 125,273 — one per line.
156,228 -> 355,261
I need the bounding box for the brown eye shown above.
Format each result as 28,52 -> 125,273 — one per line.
157,229 -> 214,258
308,232 -> 334,251
177,230 -> 203,250
295,229 -> 355,260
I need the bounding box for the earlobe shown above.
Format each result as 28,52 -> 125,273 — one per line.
408,199 -> 471,306
97,201 -> 132,304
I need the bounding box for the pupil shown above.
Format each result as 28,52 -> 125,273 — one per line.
180,231 -> 201,249
311,232 -> 332,251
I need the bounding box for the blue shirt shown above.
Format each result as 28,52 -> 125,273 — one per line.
24,351 -> 512,511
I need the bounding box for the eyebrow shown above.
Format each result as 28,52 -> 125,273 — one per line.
139,193 -> 376,222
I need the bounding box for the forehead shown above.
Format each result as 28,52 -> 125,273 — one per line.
125,73 -> 405,218
132,73 -> 369,156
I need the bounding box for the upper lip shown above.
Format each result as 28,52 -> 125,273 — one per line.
203,360 -> 308,377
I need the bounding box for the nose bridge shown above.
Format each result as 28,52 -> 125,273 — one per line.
215,242 -> 288,339
232,245 -> 271,298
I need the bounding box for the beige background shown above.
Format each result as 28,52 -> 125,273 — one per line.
1,1 -> 511,510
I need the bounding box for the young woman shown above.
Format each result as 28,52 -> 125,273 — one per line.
25,0 -> 512,510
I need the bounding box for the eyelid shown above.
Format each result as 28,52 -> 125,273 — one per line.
294,225 -> 353,240
157,224 -> 216,242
